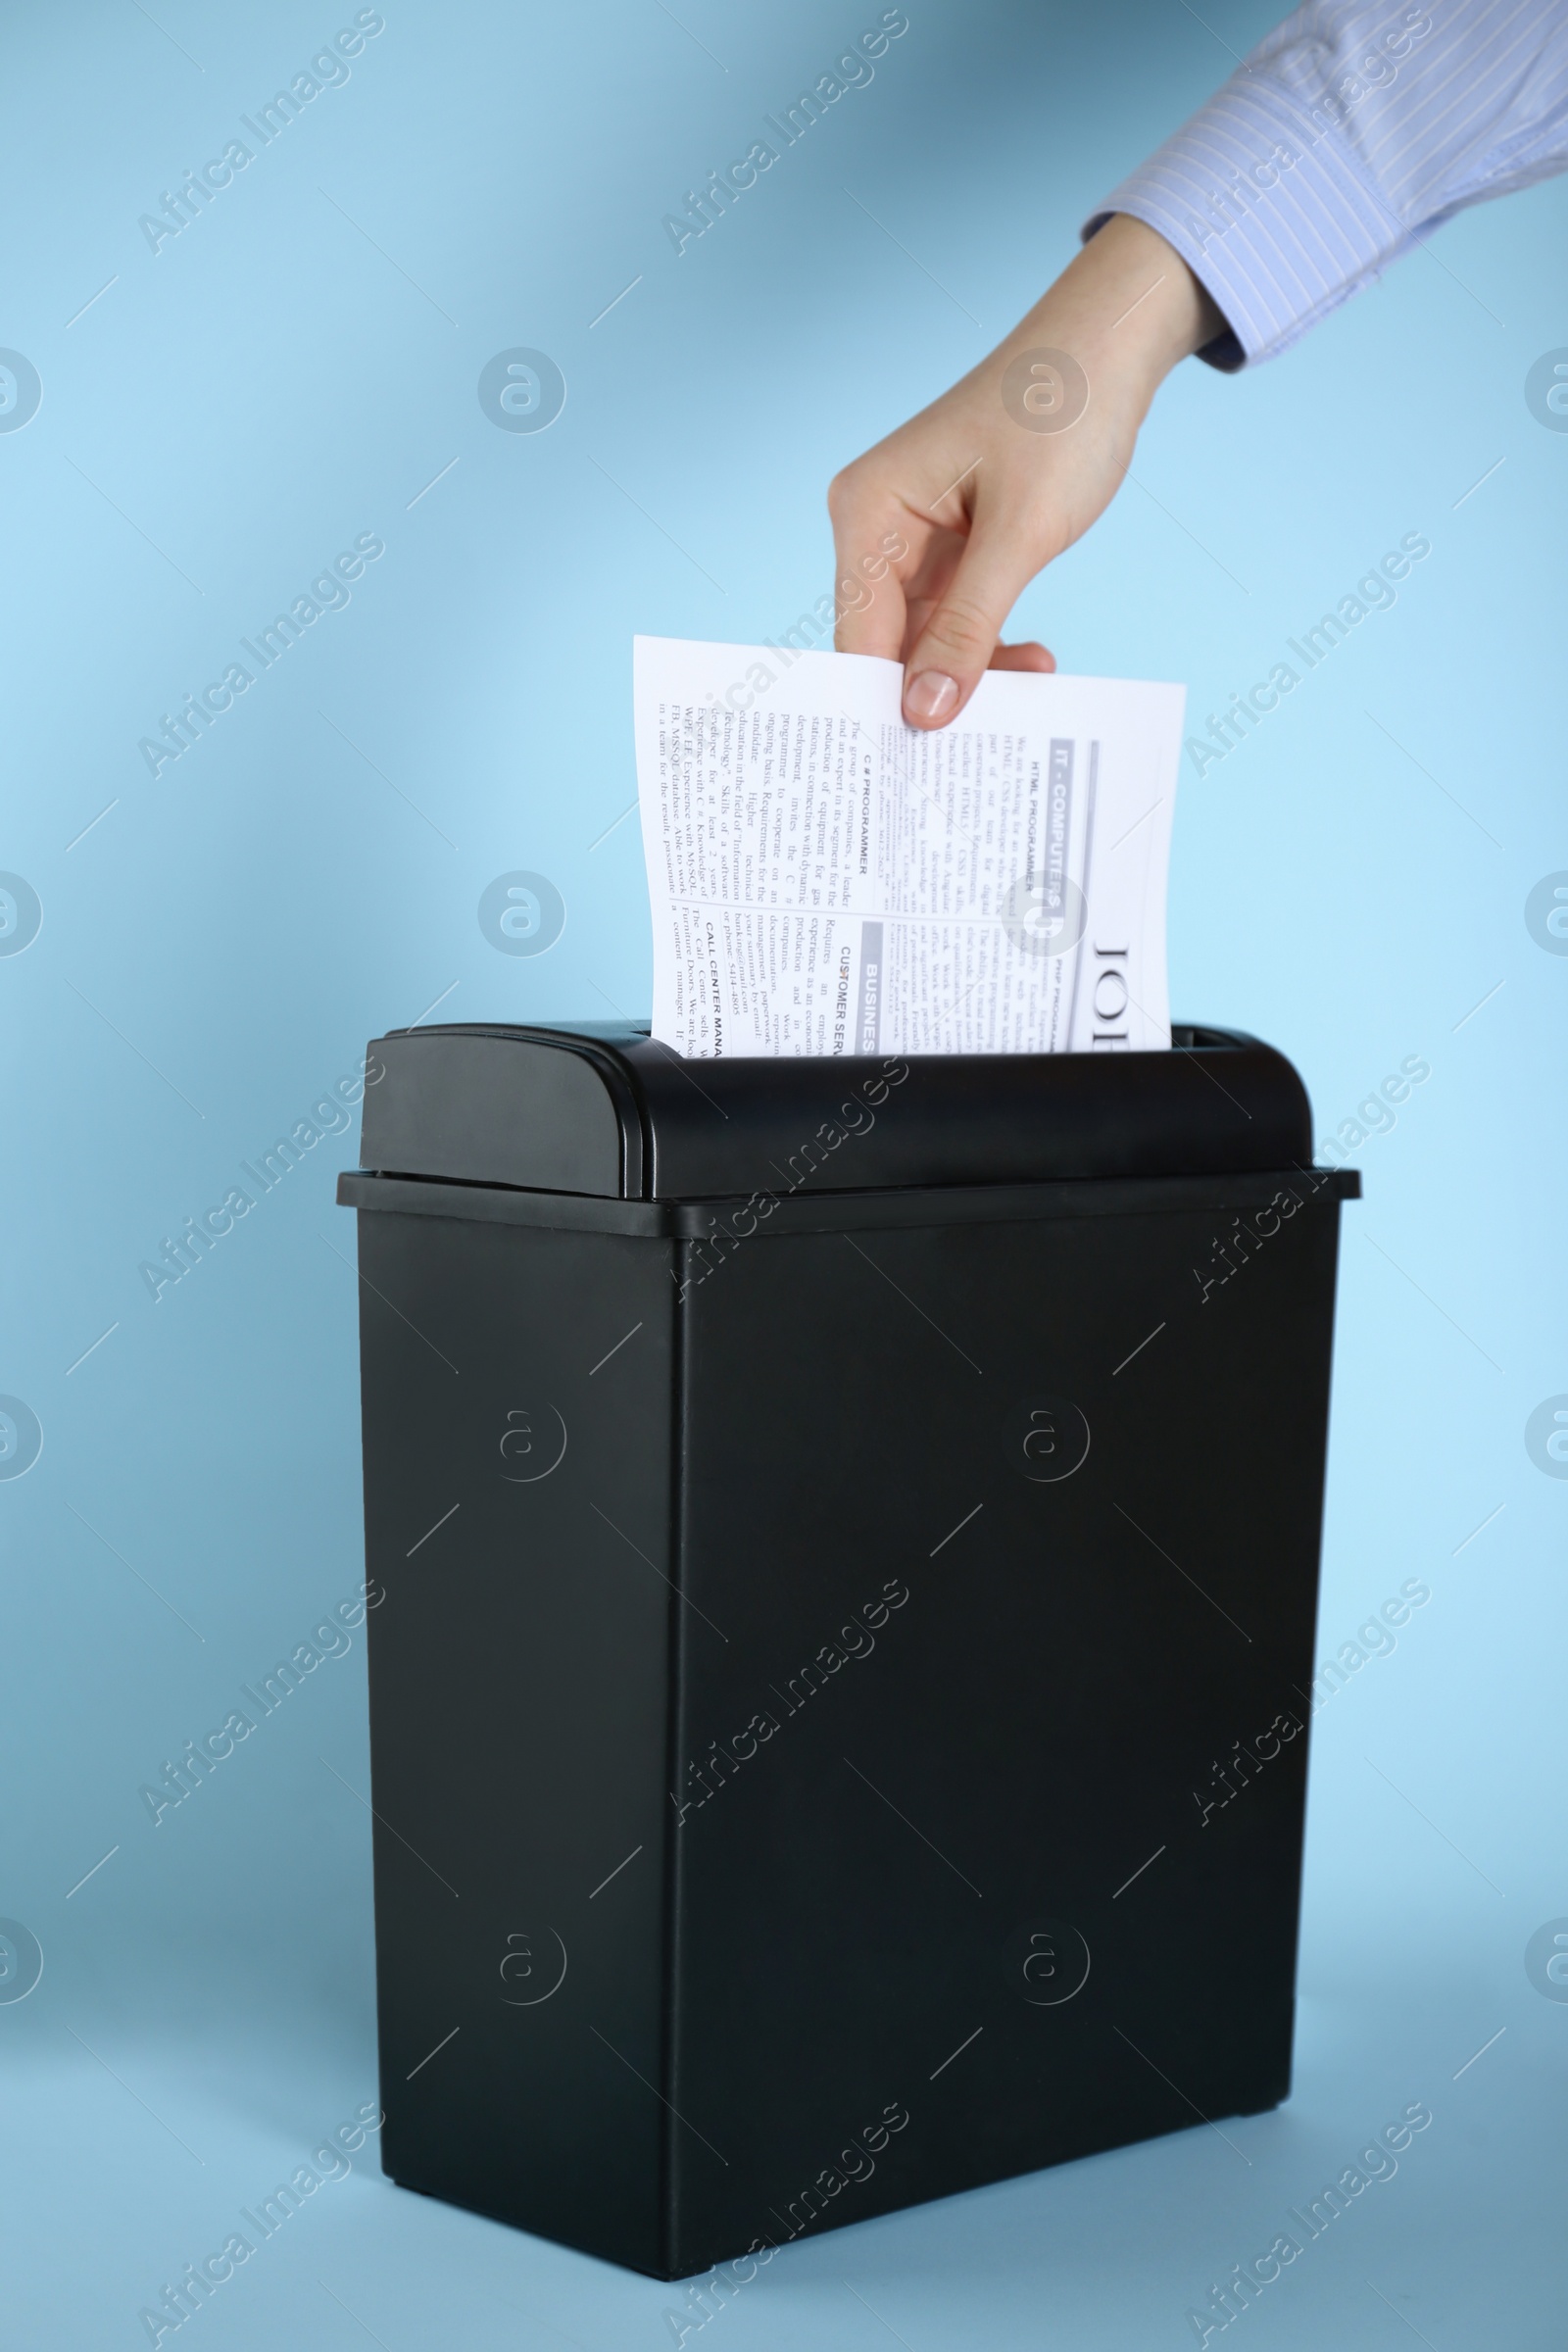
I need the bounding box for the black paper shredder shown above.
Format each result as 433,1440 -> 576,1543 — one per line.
337,1021 -> 1357,2280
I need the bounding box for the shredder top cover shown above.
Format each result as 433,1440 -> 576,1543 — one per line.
357,1024 -> 1314,1200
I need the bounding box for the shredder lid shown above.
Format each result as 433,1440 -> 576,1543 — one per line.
355,1023 -> 1315,1200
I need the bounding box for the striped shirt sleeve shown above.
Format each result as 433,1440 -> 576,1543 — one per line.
1085,0 -> 1568,368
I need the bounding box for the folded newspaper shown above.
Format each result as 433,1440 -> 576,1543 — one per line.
633,635 -> 1184,1058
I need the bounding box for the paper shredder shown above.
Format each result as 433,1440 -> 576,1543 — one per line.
337,1021 -> 1356,2280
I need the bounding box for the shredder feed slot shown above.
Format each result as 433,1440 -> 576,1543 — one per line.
358,1021 -> 1313,1200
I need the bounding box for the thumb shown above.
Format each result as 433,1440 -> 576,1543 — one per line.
900,526 -> 1038,728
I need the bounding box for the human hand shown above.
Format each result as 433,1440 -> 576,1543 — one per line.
828,215 -> 1224,726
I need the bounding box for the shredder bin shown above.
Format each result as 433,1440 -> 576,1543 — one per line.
337,1020 -> 1358,2281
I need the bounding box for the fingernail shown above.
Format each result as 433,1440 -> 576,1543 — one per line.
904,670 -> 959,723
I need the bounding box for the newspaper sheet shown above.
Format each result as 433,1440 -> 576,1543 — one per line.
634,636 -> 1184,1057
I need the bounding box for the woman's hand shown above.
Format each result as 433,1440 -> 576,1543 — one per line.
828,214 -> 1223,727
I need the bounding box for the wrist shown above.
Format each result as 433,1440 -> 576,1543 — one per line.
1006,215 -> 1222,424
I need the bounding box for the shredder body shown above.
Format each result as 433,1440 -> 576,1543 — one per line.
338,1022 -> 1356,2279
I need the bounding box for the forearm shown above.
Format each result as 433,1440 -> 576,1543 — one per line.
1088,1 -> 1568,368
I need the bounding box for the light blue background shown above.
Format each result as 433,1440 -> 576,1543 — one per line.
1,1 -> 1563,2344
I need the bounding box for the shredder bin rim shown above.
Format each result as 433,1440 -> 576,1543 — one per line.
336,1164 -> 1360,1238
